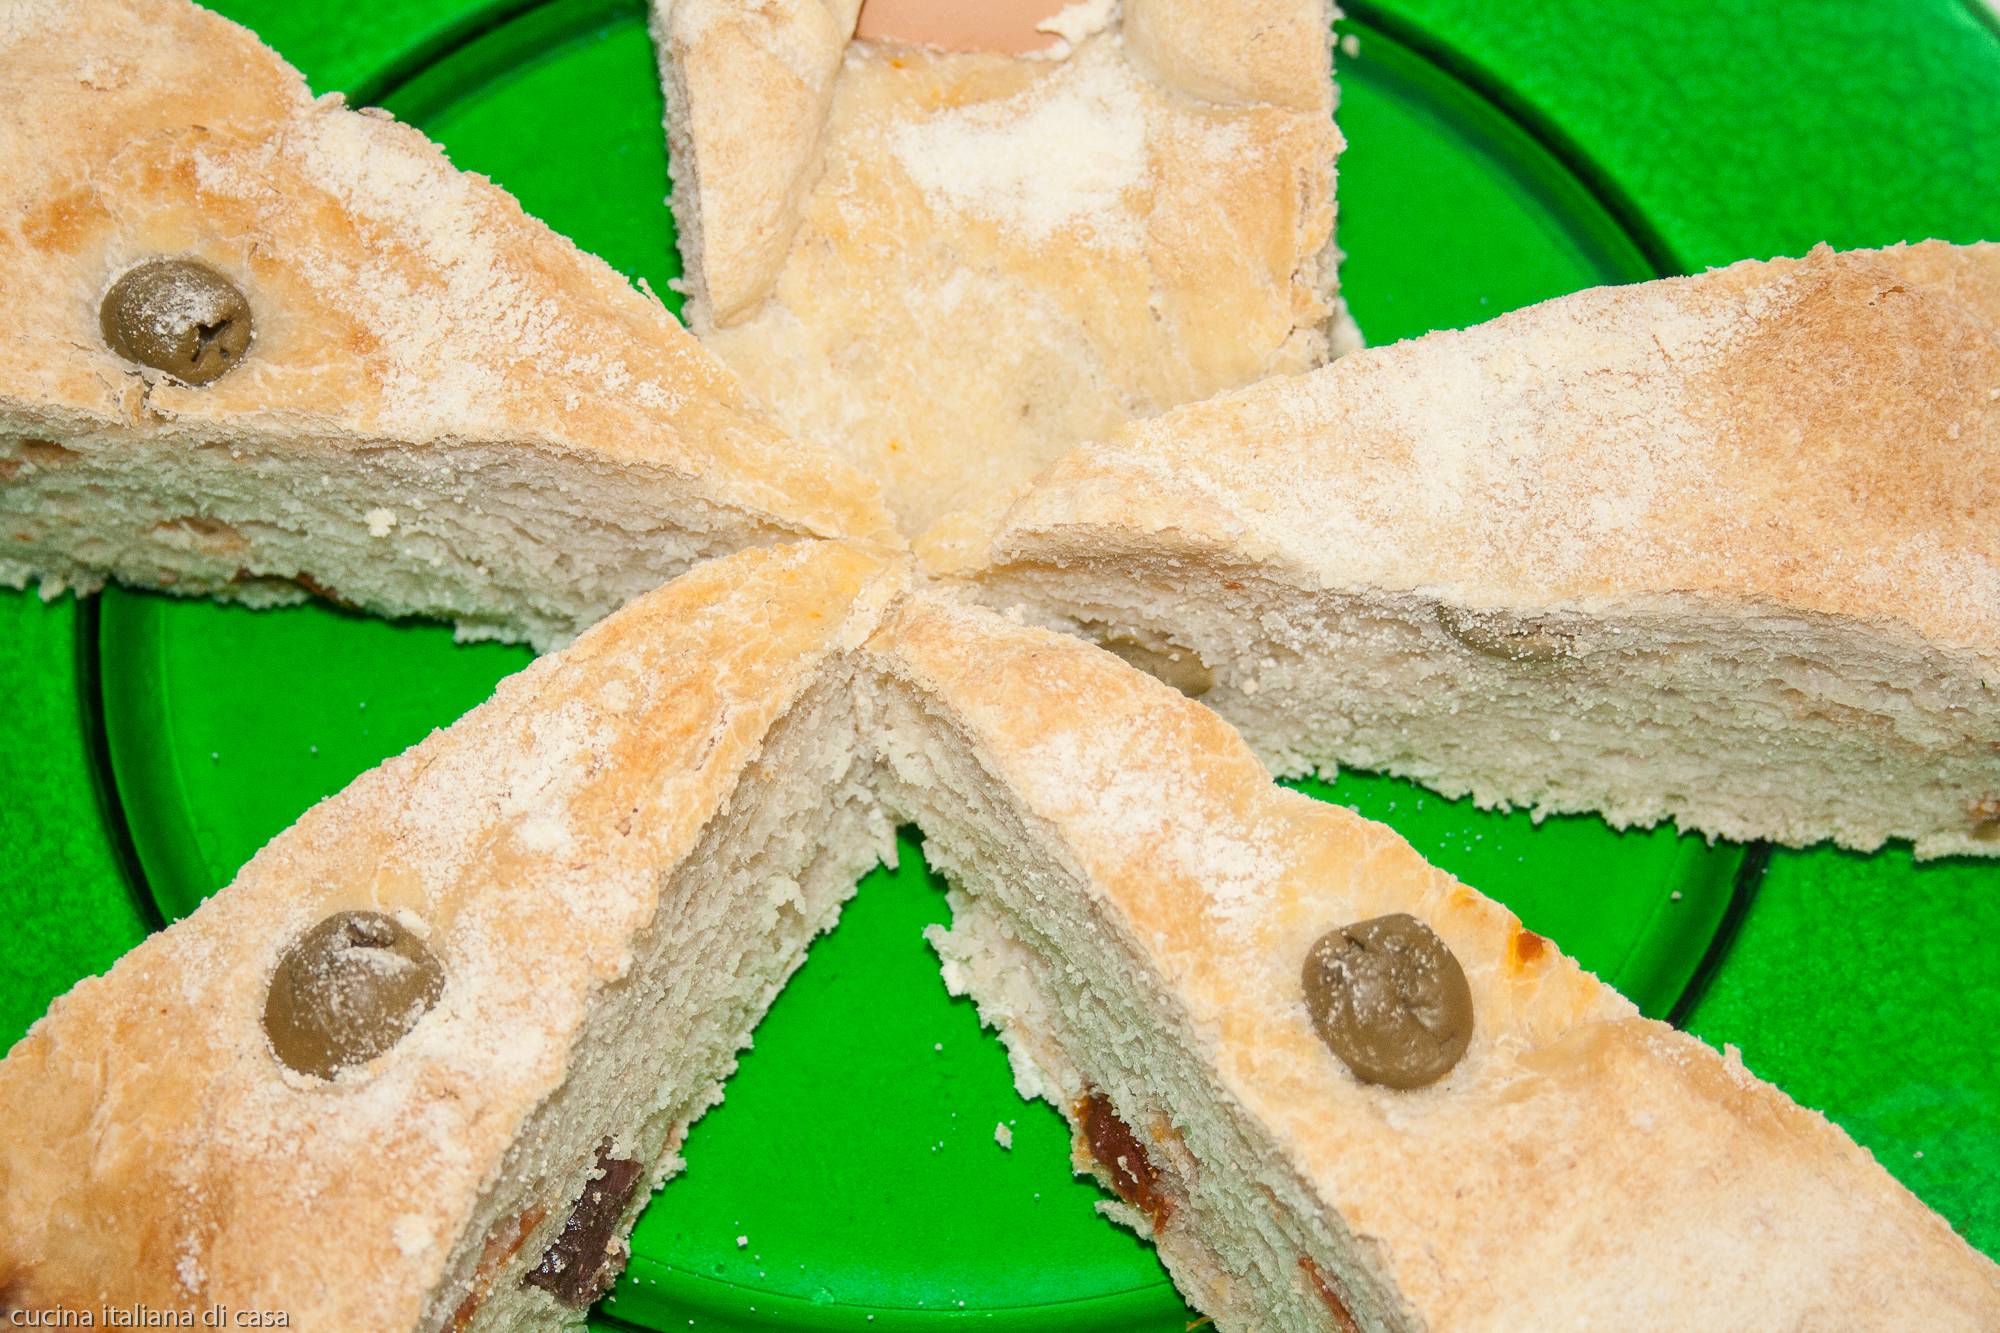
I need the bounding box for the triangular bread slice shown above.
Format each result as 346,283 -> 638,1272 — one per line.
0,540 -> 901,1327
863,591 -> 2000,1329
948,241 -> 2000,856
0,0 -> 896,649
4,560 -> 1994,1326
651,0 -> 1355,536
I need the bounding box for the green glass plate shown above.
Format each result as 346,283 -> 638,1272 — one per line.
87,5 -> 1745,1329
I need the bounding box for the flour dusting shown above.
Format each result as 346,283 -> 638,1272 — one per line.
890,46 -> 1148,247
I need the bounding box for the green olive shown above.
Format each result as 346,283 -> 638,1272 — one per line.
264,910 -> 444,1079
1303,913 -> 1473,1089
99,258 -> 253,384
1435,603 -> 1574,665
1096,627 -> 1214,698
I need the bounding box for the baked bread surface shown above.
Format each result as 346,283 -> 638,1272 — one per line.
651,0 -> 865,326
0,539 -> 899,1326
946,242 -> 2000,855
656,0 -> 1351,536
5,561 -> 1995,1327
967,241 -> 2000,655
0,0 -> 894,581
866,591 -> 2000,1329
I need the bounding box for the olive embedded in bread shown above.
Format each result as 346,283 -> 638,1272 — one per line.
263,910 -> 444,1078
525,1142 -> 647,1306
1303,913 -> 1473,1089
99,258 -> 254,384
1435,603 -> 1575,665
1074,1092 -> 1174,1228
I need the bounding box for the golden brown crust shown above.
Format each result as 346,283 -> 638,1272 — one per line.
866,591 -> 2000,1328
0,540 -> 899,1325
0,0 -> 895,546
971,242 -> 2000,657
1878,235 -> 2000,334
1124,0 -> 1336,110
659,0 -> 1347,535
652,0 -> 862,326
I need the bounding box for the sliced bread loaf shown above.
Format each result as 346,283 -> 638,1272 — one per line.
0,0 -> 895,649
0,539 -> 901,1327
951,242 -> 2000,856
865,590 -> 2000,1329
652,0 -> 1354,535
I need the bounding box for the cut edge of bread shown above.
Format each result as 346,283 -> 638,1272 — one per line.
0,540 -> 904,1327
955,241 -> 2000,857
0,0 -> 899,647
861,589 -> 2000,1330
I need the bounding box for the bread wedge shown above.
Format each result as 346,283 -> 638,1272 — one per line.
862,590 -> 2000,1330
6,560 -> 1994,1327
950,241 -> 2000,857
0,0 -> 895,650
651,0 -> 1355,536
0,539 -> 901,1328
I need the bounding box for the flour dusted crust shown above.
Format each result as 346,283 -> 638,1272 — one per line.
654,0 -> 1351,535
0,540 -> 901,1326
4,558 -> 1995,1325
944,242 -> 2000,855
1,1 -> 1993,1325
965,241 -> 2000,653
865,592 -> 2000,1328
0,0 -> 894,633
651,0 -> 863,326
1124,0 -> 1335,109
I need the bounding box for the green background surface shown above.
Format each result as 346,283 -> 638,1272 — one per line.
2,0 -> 1997,1326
